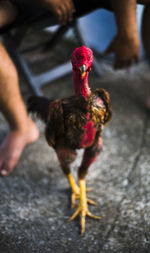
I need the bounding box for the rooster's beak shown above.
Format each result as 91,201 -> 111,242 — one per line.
79,65 -> 87,77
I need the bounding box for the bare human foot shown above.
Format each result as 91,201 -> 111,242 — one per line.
0,119 -> 39,176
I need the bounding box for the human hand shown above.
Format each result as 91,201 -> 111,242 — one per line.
104,34 -> 140,69
38,0 -> 76,25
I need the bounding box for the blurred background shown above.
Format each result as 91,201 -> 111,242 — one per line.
78,4 -> 144,57
1,3 -> 150,253
48,4 -> 144,58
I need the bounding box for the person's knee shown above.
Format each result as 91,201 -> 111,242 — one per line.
0,0 -> 18,28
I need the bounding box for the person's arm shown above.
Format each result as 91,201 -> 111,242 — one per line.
105,0 -> 140,69
111,0 -> 137,39
37,0 -> 76,25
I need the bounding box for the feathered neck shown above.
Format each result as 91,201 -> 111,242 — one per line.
73,70 -> 90,99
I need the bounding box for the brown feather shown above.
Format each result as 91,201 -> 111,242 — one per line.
44,89 -> 111,150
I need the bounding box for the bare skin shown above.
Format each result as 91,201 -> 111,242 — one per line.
0,43 -> 39,176
0,124 -> 39,176
0,0 -> 76,176
0,0 -> 76,27
38,0 -> 76,25
0,0 -> 75,176
0,0 -> 18,28
0,0 -> 150,176
105,0 -> 140,69
105,0 -> 150,69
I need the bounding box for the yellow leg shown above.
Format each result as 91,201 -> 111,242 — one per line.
68,179 -> 100,235
67,173 -> 80,208
67,174 -> 97,208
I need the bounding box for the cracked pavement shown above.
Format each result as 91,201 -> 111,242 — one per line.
0,33 -> 150,252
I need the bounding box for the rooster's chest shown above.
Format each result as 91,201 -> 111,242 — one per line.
65,109 -> 101,149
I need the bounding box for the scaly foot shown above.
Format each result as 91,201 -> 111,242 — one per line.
0,119 -> 39,176
67,173 -> 80,208
67,173 -> 96,208
71,187 -> 79,208
71,188 -> 97,208
68,179 -> 100,235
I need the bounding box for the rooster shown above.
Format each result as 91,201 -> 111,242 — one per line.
28,46 -> 112,235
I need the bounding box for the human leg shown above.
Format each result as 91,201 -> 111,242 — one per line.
0,43 -> 39,176
0,0 -> 42,176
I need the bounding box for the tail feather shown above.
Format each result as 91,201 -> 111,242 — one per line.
27,96 -> 50,123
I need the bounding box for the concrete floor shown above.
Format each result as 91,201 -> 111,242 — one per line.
0,33 -> 150,252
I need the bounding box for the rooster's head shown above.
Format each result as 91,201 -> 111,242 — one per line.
71,46 -> 93,79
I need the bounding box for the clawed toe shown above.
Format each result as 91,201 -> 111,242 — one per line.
71,191 -> 79,208
71,192 -> 96,208
69,205 -> 101,235
67,174 -> 100,234
68,179 -> 100,235
87,198 -> 97,206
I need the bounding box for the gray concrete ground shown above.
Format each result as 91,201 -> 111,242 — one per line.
0,33 -> 150,252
